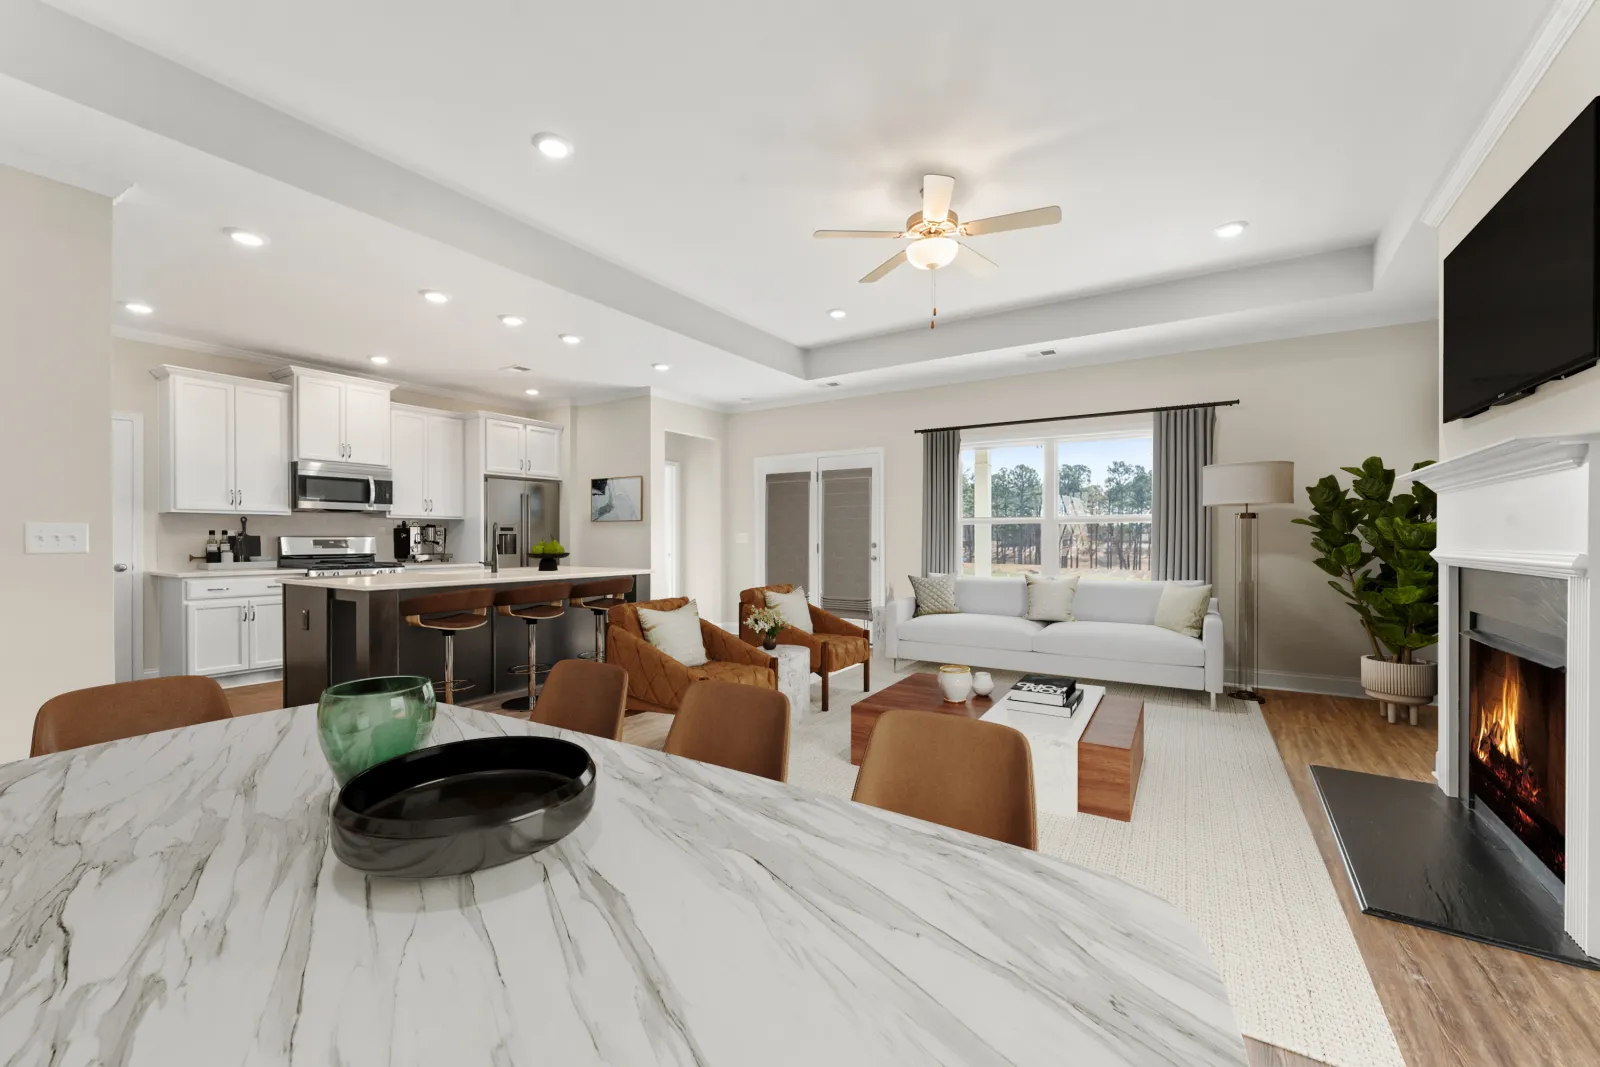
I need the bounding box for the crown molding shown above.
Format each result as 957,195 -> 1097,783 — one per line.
1419,0 -> 1595,227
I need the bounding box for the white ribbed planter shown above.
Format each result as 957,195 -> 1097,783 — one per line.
1359,655 -> 1437,725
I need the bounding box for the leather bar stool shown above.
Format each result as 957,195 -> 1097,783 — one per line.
495,582 -> 571,712
401,587 -> 493,705
567,576 -> 635,662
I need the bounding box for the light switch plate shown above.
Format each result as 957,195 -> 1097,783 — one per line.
25,522 -> 90,554
734,532 -> 750,545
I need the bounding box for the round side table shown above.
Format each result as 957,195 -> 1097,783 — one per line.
771,644 -> 813,725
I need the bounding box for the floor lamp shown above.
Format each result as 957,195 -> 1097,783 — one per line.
1202,461 -> 1294,703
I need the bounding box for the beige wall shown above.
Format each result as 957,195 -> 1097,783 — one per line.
567,396 -> 653,572
1439,3 -> 1600,456
724,322 -> 1439,690
0,166 -> 113,760
652,398 -> 726,621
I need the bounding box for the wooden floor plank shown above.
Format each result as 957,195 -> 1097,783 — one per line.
1244,1036 -> 1334,1067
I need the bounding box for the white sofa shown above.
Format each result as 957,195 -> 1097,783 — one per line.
884,577 -> 1224,708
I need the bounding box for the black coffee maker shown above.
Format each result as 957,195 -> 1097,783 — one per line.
394,521 -> 449,562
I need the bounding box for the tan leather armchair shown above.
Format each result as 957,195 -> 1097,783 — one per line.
739,584 -> 870,711
607,597 -> 777,714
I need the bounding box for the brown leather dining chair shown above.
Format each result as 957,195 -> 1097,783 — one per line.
664,680 -> 790,782
530,659 -> 629,741
31,675 -> 234,757
851,708 -> 1037,850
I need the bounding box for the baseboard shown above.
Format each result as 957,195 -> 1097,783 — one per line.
214,669 -> 283,689
1239,669 -> 1435,706
141,668 -> 159,679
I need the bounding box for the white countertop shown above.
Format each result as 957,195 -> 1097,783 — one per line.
0,704 -> 1243,1066
278,564 -> 648,591
148,565 -> 304,578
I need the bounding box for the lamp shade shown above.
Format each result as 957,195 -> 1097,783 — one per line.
1202,461 -> 1295,507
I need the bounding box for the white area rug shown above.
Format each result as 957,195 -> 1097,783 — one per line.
784,663 -> 1405,1067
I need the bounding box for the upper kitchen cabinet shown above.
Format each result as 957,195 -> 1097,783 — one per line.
270,366 -> 395,465
153,367 -> 292,515
391,405 -> 465,519
479,415 -> 563,478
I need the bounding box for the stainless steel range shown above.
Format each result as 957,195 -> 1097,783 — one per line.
277,536 -> 405,577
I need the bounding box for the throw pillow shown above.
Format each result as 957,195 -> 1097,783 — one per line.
637,600 -> 708,666
1025,573 -> 1080,622
908,573 -> 959,617
1154,583 -> 1212,638
764,587 -> 814,633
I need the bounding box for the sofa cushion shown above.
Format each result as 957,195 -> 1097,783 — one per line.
908,573 -> 959,616
953,577 -> 1028,617
637,600 -> 708,666
896,612 -> 1044,652
765,586 -> 814,633
1071,580 -> 1168,624
1032,620 -> 1205,666
1025,573 -> 1079,622
1154,583 -> 1213,638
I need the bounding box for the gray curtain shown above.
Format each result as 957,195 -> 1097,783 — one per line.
921,429 -> 960,576
1151,406 -> 1215,582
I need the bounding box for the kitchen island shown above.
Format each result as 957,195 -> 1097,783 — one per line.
281,565 -> 650,706
0,703 -> 1245,1065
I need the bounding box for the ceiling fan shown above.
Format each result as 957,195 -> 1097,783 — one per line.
814,174 -> 1061,283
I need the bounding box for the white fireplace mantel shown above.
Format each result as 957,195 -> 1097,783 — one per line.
1408,434 -> 1599,955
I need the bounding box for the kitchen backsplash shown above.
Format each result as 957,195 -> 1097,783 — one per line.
153,512 -> 471,570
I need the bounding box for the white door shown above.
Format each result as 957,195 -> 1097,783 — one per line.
296,376 -> 345,461
524,425 -> 561,477
111,414 -> 142,682
343,382 -> 392,465
248,599 -> 284,669
662,460 -> 681,598
484,419 -> 525,474
816,452 -> 884,620
389,408 -> 428,517
171,376 -> 233,511
427,415 -> 466,518
232,386 -> 291,514
187,601 -> 248,675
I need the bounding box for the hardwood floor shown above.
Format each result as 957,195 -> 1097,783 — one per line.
225,680 -> 1600,1066
1260,691 -> 1600,1067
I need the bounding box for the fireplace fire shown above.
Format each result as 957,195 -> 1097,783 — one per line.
1468,642 -> 1567,880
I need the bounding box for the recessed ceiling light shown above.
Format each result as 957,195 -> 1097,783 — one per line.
532,133 -> 573,160
502,364 -> 533,373
121,301 -> 153,315
1213,221 -> 1248,239
558,333 -> 582,345
225,228 -> 267,248
524,388 -> 541,396
420,289 -> 450,304
828,308 -> 847,320
652,363 -> 670,371
822,382 -> 840,388
499,314 -> 525,327
369,355 -> 390,365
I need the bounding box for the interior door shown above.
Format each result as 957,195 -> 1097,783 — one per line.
248,600 -> 284,669
817,453 -> 883,620
295,376 -> 345,461
171,376 -> 233,511
484,419 -> 525,474
427,415 -> 466,518
389,408 -> 427,517
232,385 -> 291,514
662,460 -> 681,598
343,382 -> 391,465
187,601 -> 248,675
111,414 -> 140,681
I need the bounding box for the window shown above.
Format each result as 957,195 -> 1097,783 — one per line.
960,430 -> 1152,579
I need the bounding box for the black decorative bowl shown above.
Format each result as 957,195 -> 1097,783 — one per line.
330,736 -> 597,877
529,551 -> 570,572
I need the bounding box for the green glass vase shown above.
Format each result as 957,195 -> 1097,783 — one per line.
317,676 -> 437,785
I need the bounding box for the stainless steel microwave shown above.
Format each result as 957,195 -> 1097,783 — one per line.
292,460 -> 394,513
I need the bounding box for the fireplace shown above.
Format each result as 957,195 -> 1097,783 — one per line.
1468,641 -> 1567,880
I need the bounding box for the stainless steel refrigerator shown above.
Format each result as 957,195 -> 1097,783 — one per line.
485,476 -> 561,568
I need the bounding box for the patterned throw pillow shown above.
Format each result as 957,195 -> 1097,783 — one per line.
908,573 -> 959,617
1154,583 -> 1212,638
765,587 -> 815,633
1025,573 -> 1080,622
637,600 -> 709,666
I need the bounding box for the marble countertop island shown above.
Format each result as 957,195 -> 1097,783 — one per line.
0,705 -> 1243,1066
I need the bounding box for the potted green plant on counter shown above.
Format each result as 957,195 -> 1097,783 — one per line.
1294,456 -> 1439,723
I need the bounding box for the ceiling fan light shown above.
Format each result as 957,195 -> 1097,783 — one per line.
905,236 -> 959,271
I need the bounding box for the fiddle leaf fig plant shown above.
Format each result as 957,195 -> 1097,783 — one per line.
1291,456 -> 1438,664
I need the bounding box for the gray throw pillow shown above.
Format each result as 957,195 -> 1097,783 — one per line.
908,573 -> 959,617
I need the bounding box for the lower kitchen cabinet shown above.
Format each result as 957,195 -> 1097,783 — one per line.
157,576 -> 285,680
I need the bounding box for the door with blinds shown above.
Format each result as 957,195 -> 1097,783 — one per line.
758,450 -> 883,621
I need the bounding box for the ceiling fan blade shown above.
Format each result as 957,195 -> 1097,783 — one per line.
922,174 -> 955,224
814,229 -> 904,239
860,250 -> 907,283
960,205 -> 1061,236
957,242 -> 998,277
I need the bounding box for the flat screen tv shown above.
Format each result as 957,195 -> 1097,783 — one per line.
1444,97 -> 1599,422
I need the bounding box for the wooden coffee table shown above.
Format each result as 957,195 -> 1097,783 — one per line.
850,673 -> 995,764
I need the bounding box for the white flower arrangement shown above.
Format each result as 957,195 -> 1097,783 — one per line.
746,605 -> 787,638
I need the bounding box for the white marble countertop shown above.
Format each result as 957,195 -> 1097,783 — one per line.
0,705 -> 1243,1066
147,565 -> 304,577
278,564 -> 648,591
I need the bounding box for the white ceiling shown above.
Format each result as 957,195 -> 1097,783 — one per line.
0,0 -> 1564,407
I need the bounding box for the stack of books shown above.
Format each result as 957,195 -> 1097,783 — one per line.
1007,674 -> 1085,716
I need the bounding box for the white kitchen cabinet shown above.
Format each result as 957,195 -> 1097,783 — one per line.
248,599 -> 284,670
186,601 -> 250,676
273,367 -> 395,465
159,575 -> 285,679
295,375 -> 345,461
155,367 -> 292,515
390,406 -> 465,519
484,418 -> 526,475
524,425 -> 561,477
344,382 -> 393,465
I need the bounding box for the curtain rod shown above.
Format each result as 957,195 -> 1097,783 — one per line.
914,399 -> 1240,435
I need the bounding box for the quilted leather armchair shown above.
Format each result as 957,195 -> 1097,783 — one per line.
739,584 -> 870,711
606,597 -> 777,714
